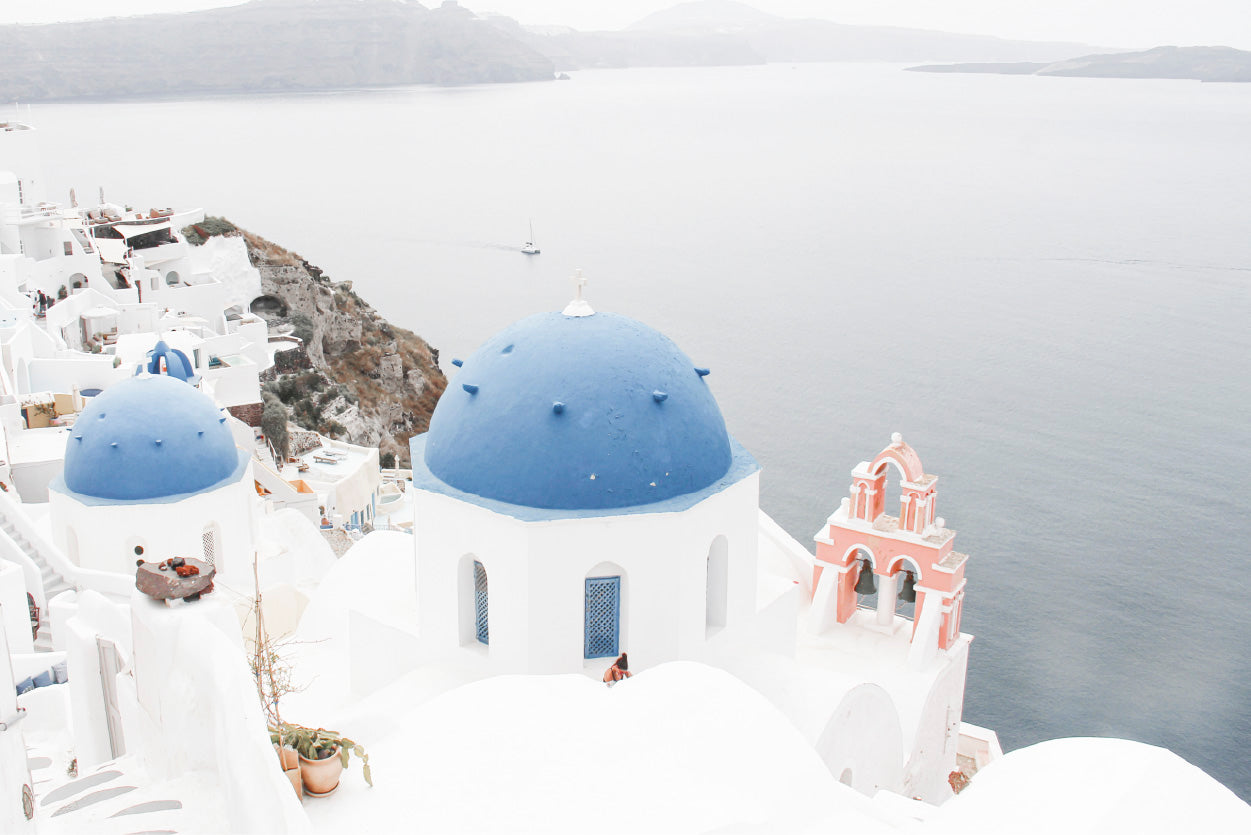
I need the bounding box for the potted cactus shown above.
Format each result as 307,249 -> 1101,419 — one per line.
271,723 -> 372,797
250,558 -> 371,799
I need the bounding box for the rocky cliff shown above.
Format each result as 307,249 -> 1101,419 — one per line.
0,0 -> 554,102
188,218 -> 446,466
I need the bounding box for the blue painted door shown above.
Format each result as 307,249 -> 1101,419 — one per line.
584,576 -> 620,659
474,561 -> 489,645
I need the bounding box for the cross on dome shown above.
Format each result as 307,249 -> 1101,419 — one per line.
562,268 -> 595,317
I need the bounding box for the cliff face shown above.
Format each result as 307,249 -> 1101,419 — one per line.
0,0 -> 554,102
192,219 -> 446,466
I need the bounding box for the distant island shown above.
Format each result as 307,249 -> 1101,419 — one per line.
493,0 -> 1094,72
907,45 -> 1251,82
0,0 -> 1099,103
0,0 -> 555,102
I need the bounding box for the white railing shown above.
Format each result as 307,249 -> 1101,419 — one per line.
0,489 -> 131,602
0,525 -> 47,610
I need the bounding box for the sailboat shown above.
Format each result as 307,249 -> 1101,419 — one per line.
522,221 -> 540,255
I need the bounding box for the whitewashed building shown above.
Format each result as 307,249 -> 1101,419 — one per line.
403,290 -> 975,801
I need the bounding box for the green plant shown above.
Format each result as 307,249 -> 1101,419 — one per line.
288,313 -> 314,345
182,216 -> 238,246
379,451 -> 396,469
270,723 -> 372,786
261,400 -> 290,460
249,556 -> 373,791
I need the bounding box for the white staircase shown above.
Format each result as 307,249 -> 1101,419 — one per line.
0,495 -> 76,651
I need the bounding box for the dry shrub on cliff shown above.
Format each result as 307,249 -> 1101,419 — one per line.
241,230 -> 302,267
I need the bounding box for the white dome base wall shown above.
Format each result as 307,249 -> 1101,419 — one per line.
49,473 -> 259,593
415,473 -> 762,676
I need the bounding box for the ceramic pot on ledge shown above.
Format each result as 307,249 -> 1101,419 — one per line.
275,745 -> 303,799
299,748 -> 344,797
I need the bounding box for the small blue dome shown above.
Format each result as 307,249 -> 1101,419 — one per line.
136,340 -> 197,383
423,311 -> 733,510
63,375 -> 240,501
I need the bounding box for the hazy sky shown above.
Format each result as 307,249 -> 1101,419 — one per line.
6,0 -> 1251,50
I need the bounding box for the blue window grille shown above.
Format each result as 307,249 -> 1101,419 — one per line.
473,560 -> 489,645
584,576 -> 620,659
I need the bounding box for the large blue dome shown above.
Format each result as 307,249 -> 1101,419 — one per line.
423,311 -> 733,511
63,374 -> 241,501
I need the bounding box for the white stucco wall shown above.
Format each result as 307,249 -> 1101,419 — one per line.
25,355 -> 119,395
902,638 -> 970,802
49,471 -> 259,594
0,559 -> 32,655
185,235 -> 262,311
64,590 -> 132,768
127,592 -> 311,833
813,682 -> 907,797
415,473 -> 763,676
0,612 -> 36,833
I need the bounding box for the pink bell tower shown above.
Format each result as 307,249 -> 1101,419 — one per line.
809,433 -> 968,660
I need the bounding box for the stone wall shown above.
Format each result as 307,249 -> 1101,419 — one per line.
227,402 -> 264,427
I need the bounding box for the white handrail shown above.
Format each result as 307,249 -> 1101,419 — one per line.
0,489 -> 78,596
0,525 -> 46,610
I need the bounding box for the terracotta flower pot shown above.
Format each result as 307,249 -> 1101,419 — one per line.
275,745 -> 303,799
299,748 -> 344,797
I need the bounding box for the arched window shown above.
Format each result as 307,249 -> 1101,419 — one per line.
850,547 -> 877,606
473,561 -> 489,645
706,536 -> 728,635
66,528 -> 80,565
201,525 -> 219,567
887,556 -> 923,621
165,270 -> 180,286
457,555 -> 489,647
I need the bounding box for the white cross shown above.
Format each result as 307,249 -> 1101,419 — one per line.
563,268 -> 595,317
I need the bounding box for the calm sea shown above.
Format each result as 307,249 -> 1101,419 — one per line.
25,63 -> 1251,799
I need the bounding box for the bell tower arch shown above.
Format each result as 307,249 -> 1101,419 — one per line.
809,433 -> 968,665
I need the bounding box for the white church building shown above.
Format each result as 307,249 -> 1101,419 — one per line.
401,290 -> 976,801
3,279 -> 1249,833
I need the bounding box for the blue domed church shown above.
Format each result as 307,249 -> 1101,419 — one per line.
410,295 -> 777,675
403,292 -> 979,802
48,373 -> 256,591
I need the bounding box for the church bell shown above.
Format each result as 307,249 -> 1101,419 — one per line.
899,571 -> 917,603
853,560 -> 876,595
